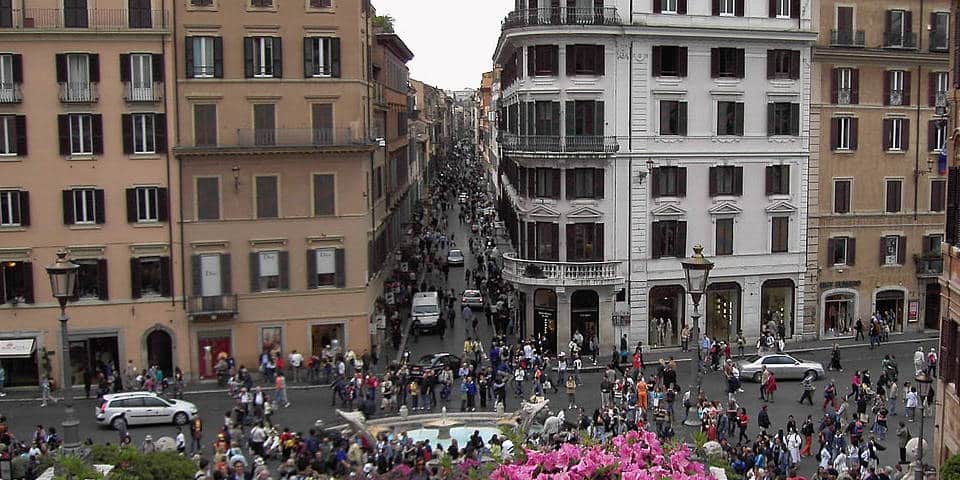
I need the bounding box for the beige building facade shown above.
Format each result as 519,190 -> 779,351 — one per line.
808,0 -> 949,339
0,0 -> 183,387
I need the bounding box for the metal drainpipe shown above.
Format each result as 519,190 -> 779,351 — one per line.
914,0 -> 925,221
161,0 -> 175,308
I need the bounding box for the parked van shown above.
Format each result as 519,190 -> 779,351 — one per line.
411,291 -> 441,332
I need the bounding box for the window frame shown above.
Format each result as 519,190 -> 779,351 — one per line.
715,217 -> 734,256
0,189 -> 21,226
257,250 -> 281,291
254,175 -> 279,219
252,37 -> 275,78
831,237 -> 850,266
836,68 -> 852,105
835,116 -> 854,151
716,101 -> 743,136
659,100 -> 686,136
888,70 -> 905,106
661,0 -> 678,14
195,176 -> 221,221
718,0 -> 735,16
885,178 -> 903,213
193,103 -> 217,147
775,0 -> 790,18
714,166 -> 738,196
72,188 -> 97,224
0,115 -> 16,155
312,173 -> 336,217
135,186 -> 159,223
771,216 -> 789,253
833,178 -> 852,214
69,114 -> 93,155
192,36 -> 215,78
880,235 -> 901,266
131,113 -> 156,154
767,165 -> 790,196
931,178 -> 946,212
136,256 -> 165,297
308,37 -> 334,77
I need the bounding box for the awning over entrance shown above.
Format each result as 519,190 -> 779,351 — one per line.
0,338 -> 35,358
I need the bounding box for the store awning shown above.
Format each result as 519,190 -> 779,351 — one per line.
0,338 -> 35,358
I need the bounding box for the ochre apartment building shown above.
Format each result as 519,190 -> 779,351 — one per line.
0,0 -> 183,387
808,0 -> 949,339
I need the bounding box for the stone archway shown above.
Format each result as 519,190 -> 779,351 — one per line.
143,326 -> 175,376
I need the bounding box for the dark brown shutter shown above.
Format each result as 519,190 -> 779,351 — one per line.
159,257 -> 171,297
121,114 -> 133,154
883,119 -> 892,150
904,11 -> 913,33
243,37 -> 254,78
879,237 -> 887,266
18,191 -> 28,226
850,69 -> 860,103
213,36 -> 224,78
278,251 -> 289,290
334,248 -> 346,287
88,54 -> 99,82
735,0 -> 744,16
653,0 -> 661,13
677,47 -> 688,77
735,49 -> 745,77
306,250 -> 318,289
826,239 -> 836,265
767,103 -> 776,136
898,236 -> 907,264
596,45 -> 604,75
782,166 -> 790,194
678,102 -> 687,135
566,224 -> 575,260
157,188 -> 168,222
330,38 -> 341,78
830,118 -> 839,150
651,168 -> 661,197
565,101 -> 575,137
789,103 -> 800,136
14,115 -> 25,156
528,46 -> 536,77
566,169 -> 576,199
710,49 -> 719,78
19,262 -> 32,303
91,114 -> 103,154
220,253 -> 232,294
62,190 -> 74,224
652,222 -> 662,259
929,72 -> 937,107
566,45 -> 575,76
735,102 -> 745,136
97,259 -> 109,300
550,224 -> 560,261
734,166 -> 743,195
552,169 -> 561,198
550,46 -> 559,75
594,168 -> 604,199
126,188 -> 137,223
831,68 -> 839,104
766,50 -> 775,79
119,53 -> 131,82
676,221 -> 687,256
130,258 -> 142,299
768,0 -> 776,17
712,0 -> 719,15
929,120 -> 937,151
677,0 -> 686,14
55,54 -> 66,82
594,223 -> 604,260
883,72 -> 891,106
848,238 -> 857,265
58,115 -> 69,155
709,167 -> 718,196
94,189 -> 105,224
304,37 -> 315,77
677,167 -> 687,196
790,0 -> 800,18
184,37 -> 195,78
652,46 -> 662,77
271,37 -> 282,78
595,101 -> 604,136
11,54 -> 22,83
152,54 -> 163,82
850,118 -> 858,150
901,119 -> 910,151
526,223 -> 536,259
903,71 -> 912,105
249,252 -> 260,293
765,166 -> 774,195
154,113 -> 167,152
790,51 -> 800,79
190,255 -> 201,296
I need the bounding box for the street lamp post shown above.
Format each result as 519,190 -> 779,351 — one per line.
44,250 -> 81,455
680,245 -> 714,427
914,371 -> 933,480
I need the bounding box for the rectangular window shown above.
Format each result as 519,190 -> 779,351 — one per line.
251,37 -> 275,77
931,178 -> 946,212
310,0 -> 332,7
193,104 -> 217,147
651,220 -> 686,259
73,259 -> 105,300
767,50 -> 799,79
923,234 -> 944,255
834,179 -> 851,214
830,237 -> 852,266
136,186 -> 158,222
661,0 -> 678,14
887,10 -> 908,44
716,218 -> 733,256
711,48 -> 744,78
651,166 -> 686,197
768,102 -> 800,136
306,37 -> 336,77
933,72 -> 949,107
257,251 -> 280,291
653,46 -> 686,77
72,188 -> 97,224
196,177 -> 220,220
0,53 -> 16,93
255,175 -> 278,218
835,68 -> 853,105
529,45 -> 559,76
771,217 -> 789,253
930,120 -> 948,152
251,0 -> 273,7
313,173 -> 335,216
932,12 -> 949,51
833,117 -> 856,151
131,113 -> 155,154
135,257 -> 167,297
709,166 -> 742,196
311,103 -> 333,145
253,104 -> 276,146
880,235 -> 903,266
659,100 -> 687,136
718,0 -> 735,16
884,118 -> 907,151
766,165 -> 790,195
716,101 -> 744,136
567,45 -> 603,76
314,248 -> 337,287
567,223 -> 603,261
69,114 -> 93,155
190,0 -> 213,5
567,168 -> 603,199
64,53 -> 91,102
0,115 -> 19,155
888,70 -> 905,105
533,168 -> 560,198
0,261 -> 33,304
191,37 -> 215,78
886,179 -> 903,213
0,190 -> 21,226
530,222 -> 559,261
775,0 -> 790,18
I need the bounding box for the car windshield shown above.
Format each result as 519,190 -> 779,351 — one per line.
464,292 -> 480,298
745,355 -> 761,363
450,250 -> 462,256
414,305 -> 439,314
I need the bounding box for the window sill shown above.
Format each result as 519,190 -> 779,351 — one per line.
832,149 -> 856,154
69,225 -> 102,231
186,2 -> 218,11
130,154 -> 161,160
710,194 -> 740,200
305,8 -> 335,14
881,264 -> 904,268
132,222 -> 165,228
653,195 -> 683,202
885,149 -> 907,155
0,226 -> 26,232
767,193 -> 791,200
713,77 -> 743,84
68,155 -> 97,161
0,156 -> 21,163
246,5 -> 278,12
569,199 -> 600,205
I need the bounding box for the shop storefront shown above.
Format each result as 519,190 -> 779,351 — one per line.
823,291 -> 856,336
310,323 -> 345,357
571,290 -> 599,345
760,279 -> 795,338
875,289 -> 906,331
197,330 -> 232,380
706,283 -> 741,342
145,329 -> 174,375
648,285 -> 685,347
0,338 -> 39,387
68,333 -> 119,385
533,289 -> 557,354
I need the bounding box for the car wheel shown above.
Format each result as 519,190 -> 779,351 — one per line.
173,412 -> 189,426
111,417 -> 127,431
752,372 -> 762,383
805,370 -> 819,381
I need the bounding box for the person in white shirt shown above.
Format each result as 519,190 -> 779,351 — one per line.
819,445 -> 832,470
905,385 -> 919,421
176,428 -> 186,454
288,350 -> 304,383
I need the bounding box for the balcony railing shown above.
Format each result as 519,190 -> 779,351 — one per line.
889,90 -> 904,106
0,83 -> 22,103
123,81 -> 162,102
187,294 -> 238,319
883,31 -> 917,49
837,88 -> 851,105
500,133 -> 619,153
936,92 -> 948,108
830,29 -> 865,47
502,253 -> 624,287
0,8 -> 167,30
371,82 -> 386,106
915,253 -> 944,277
58,82 -> 97,103
502,7 -> 621,29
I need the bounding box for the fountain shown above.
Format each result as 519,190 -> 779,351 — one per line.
422,406 -> 464,440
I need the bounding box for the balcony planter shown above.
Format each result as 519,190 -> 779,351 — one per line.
523,264 -> 545,278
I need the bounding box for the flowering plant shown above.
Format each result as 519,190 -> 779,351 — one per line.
490,430 -> 712,480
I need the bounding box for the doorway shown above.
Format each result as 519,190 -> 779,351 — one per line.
924,283 -> 941,330
146,329 -> 173,375
706,283 -> 741,342
533,289 -> 557,354
197,331 -> 231,379
571,290 -> 599,348
875,289 -> 905,331
648,285 -> 684,347
68,335 -> 120,385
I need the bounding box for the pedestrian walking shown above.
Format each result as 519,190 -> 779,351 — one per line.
39,376 -> 57,407
274,373 -> 290,408
799,373 -> 815,405
288,350 -> 303,383
0,363 -> 7,397
565,376 -> 577,409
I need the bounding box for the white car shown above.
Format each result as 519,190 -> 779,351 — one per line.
96,392 -> 198,429
737,354 -> 826,382
461,289 -> 484,308
447,249 -> 465,266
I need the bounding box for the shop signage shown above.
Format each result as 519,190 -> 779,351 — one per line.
819,280 -> 861,290
0,338 -> 35,358
908,300 -> 919,321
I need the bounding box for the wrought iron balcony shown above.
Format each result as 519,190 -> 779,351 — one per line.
0,83 -> 22,103
187,294 -> 238,320
889,90 -> 904,106
830,29 -> 865,47
502,7 -> 621,29
499,133 -> 619,153
883,31 -> 917,49
502,253 -> 624,287
123,81 -> 162,103
0,8 -> 168,30
58,82 -> 98,103
837,88 -> 851,105
915,253 -> 943,278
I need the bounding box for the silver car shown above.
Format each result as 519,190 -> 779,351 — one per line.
737,354 -> 825,382
461,289 -> 484,308
96,392 -> 198,429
